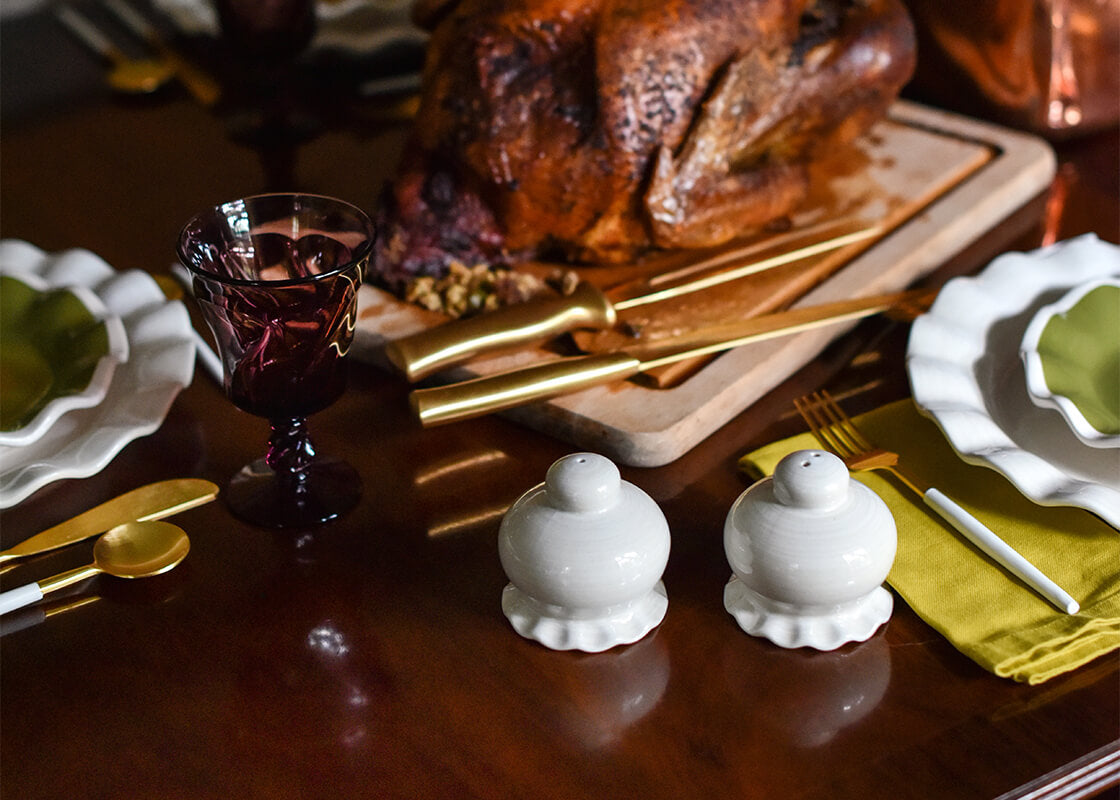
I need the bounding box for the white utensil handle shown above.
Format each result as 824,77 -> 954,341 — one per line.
101,0 -> 156,39
0,583 -> 44,616
190,330 -> 225,384
55,6 -> 116,58
923,488 -> 1080,614
168,263 -> 225,384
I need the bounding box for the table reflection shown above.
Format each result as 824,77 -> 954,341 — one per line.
720,633 -> 892,749
526,632 -> 671,750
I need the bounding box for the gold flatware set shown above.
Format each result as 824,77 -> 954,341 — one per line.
0,520 -> 190,615
410,287 -> 936,426
0,478 -> 216,616
0,478 -> 215,565
54,5 -> 174,95
55,0 -> 219,105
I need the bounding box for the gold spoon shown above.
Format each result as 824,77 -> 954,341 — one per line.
0,520 -> 190,615
55,6 -> 175,95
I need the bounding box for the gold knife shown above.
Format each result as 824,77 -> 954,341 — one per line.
0,478 -> 218,565
410,288 -> 934,426
386,218 -> 882,381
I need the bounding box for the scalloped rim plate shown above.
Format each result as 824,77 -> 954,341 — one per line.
906,234 -> 1120,528
0,271 -> 129,447
0,240 -> 195,508
1020,278 -> 1120,448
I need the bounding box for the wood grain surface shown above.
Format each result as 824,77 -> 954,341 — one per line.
0,16 -> 1116,799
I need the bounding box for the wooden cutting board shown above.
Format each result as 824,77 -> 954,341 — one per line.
351,101 -> 1056,466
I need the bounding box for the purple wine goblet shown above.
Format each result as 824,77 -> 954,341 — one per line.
177,193 -> 375,528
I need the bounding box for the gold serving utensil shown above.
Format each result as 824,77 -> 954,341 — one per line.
0,478 -> 217,566
386,218 -> 882,381
55,6 -> 175,94
0,521 -> 190,616
100,0 -> 221,106
410,288 -> 935,426
794,390 -> 1079,615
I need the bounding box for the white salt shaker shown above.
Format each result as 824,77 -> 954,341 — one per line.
499,452 -> 671,652
723,449 -> 896,650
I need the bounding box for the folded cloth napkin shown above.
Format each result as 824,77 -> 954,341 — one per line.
740,399 -> 1120,684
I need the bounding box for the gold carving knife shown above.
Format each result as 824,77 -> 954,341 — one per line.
410,288 -> 933,426
0,478 -> 218,565
386,218 -> 881,381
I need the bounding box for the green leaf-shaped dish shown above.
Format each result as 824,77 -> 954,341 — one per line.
0,273 -> 129,444
1020,278 -> 1120,448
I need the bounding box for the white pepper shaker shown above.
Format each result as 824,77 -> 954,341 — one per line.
499,452 -> 671,652
723,449 -> 896,650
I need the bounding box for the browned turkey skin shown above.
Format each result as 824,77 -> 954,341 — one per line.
372,0 -> 915,293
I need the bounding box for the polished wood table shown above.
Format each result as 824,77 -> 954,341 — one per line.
2,12 -> 1118,798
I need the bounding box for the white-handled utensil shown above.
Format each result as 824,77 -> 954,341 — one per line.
100,0 -> 221,106
155,268 -> 224,385
0,521 -> 190,615
795,390 -> 1080,615
55,5 -> 174,94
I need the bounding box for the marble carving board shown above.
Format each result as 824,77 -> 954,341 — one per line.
352,101 -> 1057,467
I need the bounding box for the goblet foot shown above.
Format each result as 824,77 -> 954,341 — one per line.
227,457 -> 361,528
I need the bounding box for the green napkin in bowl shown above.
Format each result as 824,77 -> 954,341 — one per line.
739,399 -> 1120,684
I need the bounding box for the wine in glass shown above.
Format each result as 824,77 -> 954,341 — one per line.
177,193 -> 375,528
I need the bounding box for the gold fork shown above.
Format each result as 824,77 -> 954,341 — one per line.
794,390 -> 1079,615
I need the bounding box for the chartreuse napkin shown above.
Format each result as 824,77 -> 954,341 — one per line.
740,399 -> 1120,684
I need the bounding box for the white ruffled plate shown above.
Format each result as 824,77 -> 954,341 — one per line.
0,240 -> 195,508
906,234 -> 1120,528
0,270 -> 129,447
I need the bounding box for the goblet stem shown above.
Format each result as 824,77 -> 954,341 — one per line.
265,416 -> 318,489
227,416 -> 361,527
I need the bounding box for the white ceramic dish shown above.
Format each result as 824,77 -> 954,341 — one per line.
906,234 -> 1120,528
0,240 -> 195,508
1020,277 -> 1120,448
151,0 -> 427,58
0,270 -> 129,447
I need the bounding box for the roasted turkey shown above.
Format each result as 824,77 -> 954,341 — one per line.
372,0 -> 916,294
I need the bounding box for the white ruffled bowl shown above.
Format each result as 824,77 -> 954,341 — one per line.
0,270 -> 128,447
1020,277 -> 1120,449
